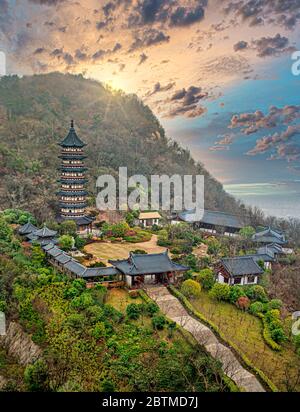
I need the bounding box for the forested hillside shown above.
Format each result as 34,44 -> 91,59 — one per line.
0,72 -> 240,221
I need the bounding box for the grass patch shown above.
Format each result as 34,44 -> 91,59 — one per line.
84,235 -> 166,264
187,289 -> 300,391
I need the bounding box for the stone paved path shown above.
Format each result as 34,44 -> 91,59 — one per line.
145,286 -> 265,392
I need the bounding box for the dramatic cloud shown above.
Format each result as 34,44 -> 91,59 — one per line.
129,28 -> 170,51
224,0 -> 300,29
252,33 -> 292,57
231,106 -> 300,134
166,85 -> 208,118
233,34 -> 293,57
170,5 -> 206,27
147,81 -> 175,95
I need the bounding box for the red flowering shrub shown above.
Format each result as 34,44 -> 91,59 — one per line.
236,296 -> 250,311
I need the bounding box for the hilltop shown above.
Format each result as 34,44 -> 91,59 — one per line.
0,72 -> 240,221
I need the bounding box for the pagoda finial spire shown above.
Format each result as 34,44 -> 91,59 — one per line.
70,119 -> 74,129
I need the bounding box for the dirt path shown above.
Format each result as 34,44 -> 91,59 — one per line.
145,286 -> 265,393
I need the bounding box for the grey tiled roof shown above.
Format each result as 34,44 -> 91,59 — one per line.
179,209 -> 244,229
47,246 -> 64,258
33,226 -> 58,238
18,222 -> 38,235
80,266 -> 120,278
110,252 -> 189,276
63,260 -> 87,276
221,257 -> 264,277
42,243 -> 55,251
54,253 -> 73,265
252,227 -> 286,245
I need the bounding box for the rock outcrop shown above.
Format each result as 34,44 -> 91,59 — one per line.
0,322 -> 42,366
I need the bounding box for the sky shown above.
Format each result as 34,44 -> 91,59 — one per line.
1,0 -> 300,218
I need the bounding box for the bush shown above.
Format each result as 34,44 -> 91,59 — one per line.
146,302 -> 159,317
24,360 -> 49,392
197,269 -> 215,290
229,286 -> 246,304
65,313 -> 85,329
236,296 -> 250,311
152,315 -> 166,330
0,299 -> 7,312
245,285 -> 268,303
249,301 -> 265,316
126,303 -> 141,320
91,322 -> 106,340
209,283 -> 230,301
181,279 -> 201,299
58,235 -> 74,251
267,299 -> 283,310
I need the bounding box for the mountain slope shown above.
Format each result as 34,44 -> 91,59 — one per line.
0,72 -> 240,221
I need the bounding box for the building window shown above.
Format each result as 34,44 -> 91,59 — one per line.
234,277 -> 242,285
247,275 -> 256,284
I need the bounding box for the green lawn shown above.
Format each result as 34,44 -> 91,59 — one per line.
188,290 -> 300,392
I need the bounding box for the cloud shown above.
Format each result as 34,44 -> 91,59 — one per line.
247,125 -> 300,156
224,0 -> 300,30
231,105 -> 300,134
252,33 -> 291,57
138,52 -> 148,65
147,81 -> 175,95
34,47 -> 46,54
170,5 -> 206,27
28,0 -> 66,5
166,85 -> 208,118
129,28 -> 170,51
233,40 -> 249,52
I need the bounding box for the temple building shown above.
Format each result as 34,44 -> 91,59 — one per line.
57,120 -> 93,232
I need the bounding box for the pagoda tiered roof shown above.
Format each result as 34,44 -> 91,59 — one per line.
57,190 -> 88,196
58,178 -> 88,184
59,166 -> 88,172
58,120 -> 86,148
59,202 -> 87,209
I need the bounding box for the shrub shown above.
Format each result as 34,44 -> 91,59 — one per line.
182,270 -> 193,281
58,235 -> 74,251
126,303 -> 141,320
146,302 -> 159,317
71,292 -> 94,310
91,322 -> 106,340
65,313 -> 85,329
270,328 -> 287,344
0,299 -> 7,312
236,296 -> 250,311
249,301 -> 265,316
24,360 -> 49,392
152,315 -> 166,330
209,283 -> 230,301
181,279 -> 201,299
267,299 -> 283,310
197,269 -> 215,290
229,286 -> 246,304
245,285 -> 268,303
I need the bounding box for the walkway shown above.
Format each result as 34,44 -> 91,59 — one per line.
145,286 -> 265,392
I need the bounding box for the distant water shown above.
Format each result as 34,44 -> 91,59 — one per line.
224,181 -> 300,219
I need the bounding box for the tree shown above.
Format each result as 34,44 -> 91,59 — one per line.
209,283 -> 230,301
229,285 -> 246,304
24,360 -> 49,392
31,244 -> 46,267
152,315 -> 166,330
197,269 -> 215,290
126,303 -> 141,320
59,235 -> 74,251
60,220 -> 77,236
181,279 -> 201,299
239,226 -> 255,239
110,221 -> 130,238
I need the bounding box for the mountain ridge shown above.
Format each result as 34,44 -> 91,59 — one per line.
0,72 -> 245,221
